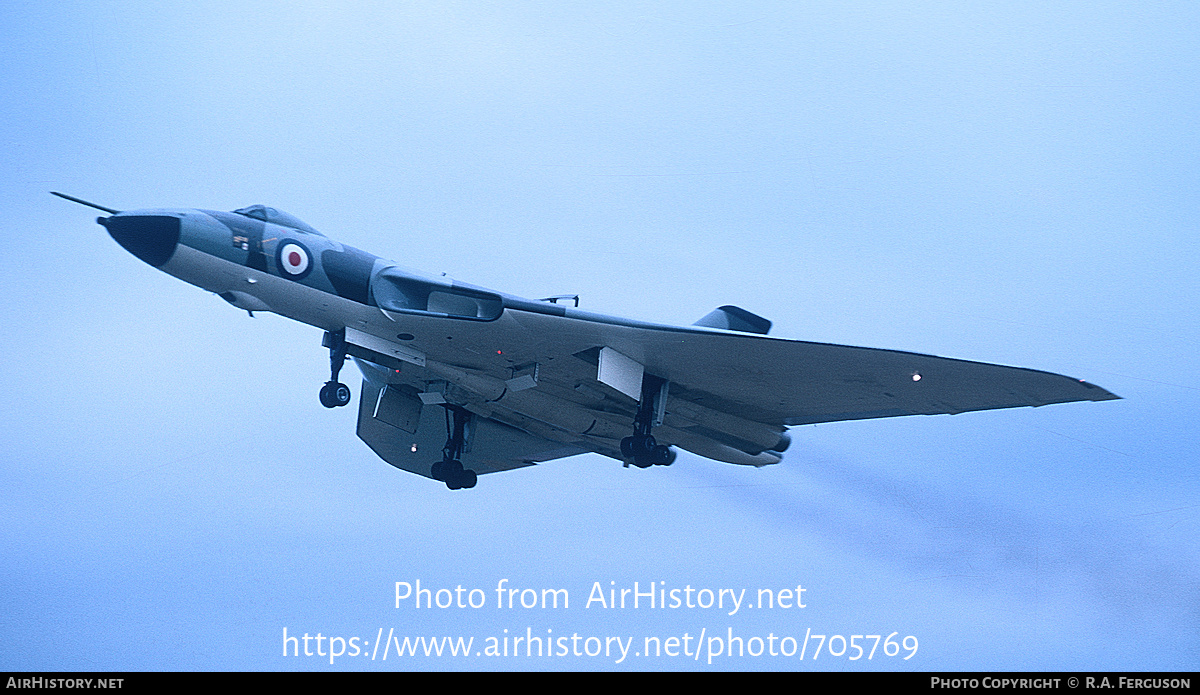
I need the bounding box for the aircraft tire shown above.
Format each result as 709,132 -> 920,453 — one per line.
431,460 -> 447,481
622,434 -> 657,459
318,382 -> 338,408
650,444 -> 673,466
438,462 -> 476,490
332,382 -> 351,407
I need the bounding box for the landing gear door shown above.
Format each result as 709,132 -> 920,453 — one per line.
356,377 -> 444,479
373,384 -> 423,434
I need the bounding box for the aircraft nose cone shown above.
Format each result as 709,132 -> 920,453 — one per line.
102,215 -> 181,267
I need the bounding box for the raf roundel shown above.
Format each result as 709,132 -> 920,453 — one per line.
276,240 -> 313,280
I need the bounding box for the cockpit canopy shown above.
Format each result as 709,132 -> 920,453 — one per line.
233,205 -> 323,236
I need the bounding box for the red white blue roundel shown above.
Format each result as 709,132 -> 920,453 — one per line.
275,240 -> 312,280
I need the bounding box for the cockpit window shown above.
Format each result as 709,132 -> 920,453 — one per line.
232,205 -> 323,236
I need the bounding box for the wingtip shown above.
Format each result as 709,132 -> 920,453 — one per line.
1079,380 -> 1121,401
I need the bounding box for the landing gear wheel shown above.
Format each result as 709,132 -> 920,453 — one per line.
446,465 -> 477,490
319,381 -> 351,408
433,459 -> 461,482
621,434 -> 656,459
436,459 -> 475,490
319,329 -> 351,408
440,460 -> 467,490
623,434 -> 660,467
649,444 -> 673,466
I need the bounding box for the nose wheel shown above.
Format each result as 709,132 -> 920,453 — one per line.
319,381 -> 351,408
319,329 -> 352,408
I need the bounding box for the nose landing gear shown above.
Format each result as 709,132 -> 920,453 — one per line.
319,329 -> 352,408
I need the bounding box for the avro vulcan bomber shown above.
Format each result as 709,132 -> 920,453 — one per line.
54,192 -> 1119,489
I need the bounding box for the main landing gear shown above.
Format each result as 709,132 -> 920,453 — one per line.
431,405 -> 478,490
319,329 -> 352,408
620,374 -> 676,469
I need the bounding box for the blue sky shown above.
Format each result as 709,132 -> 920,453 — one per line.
2,1 -> 1197,670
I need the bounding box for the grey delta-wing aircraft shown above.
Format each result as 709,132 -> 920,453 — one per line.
54,192 -> 1120,490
